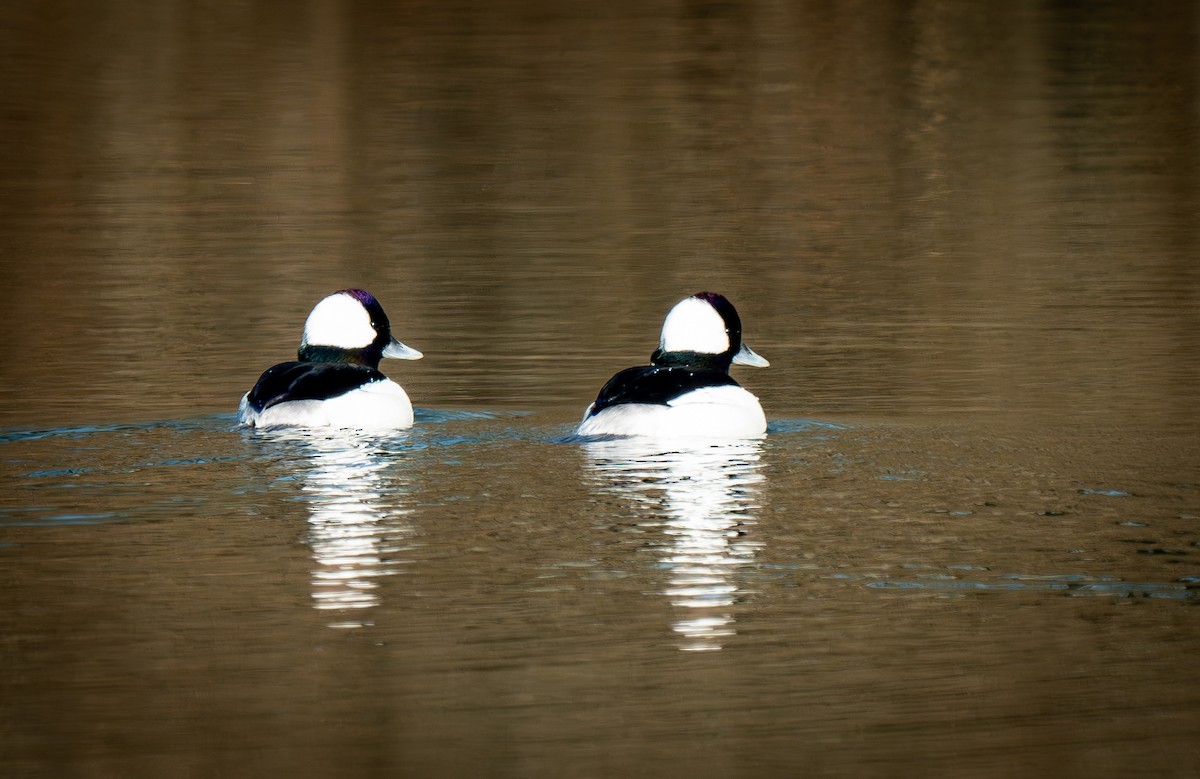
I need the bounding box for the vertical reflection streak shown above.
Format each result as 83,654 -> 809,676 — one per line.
583,438 -> 765,651
293,433 -> 416,629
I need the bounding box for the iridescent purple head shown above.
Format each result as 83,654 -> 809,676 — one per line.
298,289 -> 422,367
651,291 -> 769,371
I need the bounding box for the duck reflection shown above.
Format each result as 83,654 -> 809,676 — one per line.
294,433 -> 416,628
582,438 -> 766,651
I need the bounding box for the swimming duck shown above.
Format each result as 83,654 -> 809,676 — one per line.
577,292 -> 769,438
238,289 -> 422,430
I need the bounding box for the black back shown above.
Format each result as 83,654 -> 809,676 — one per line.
588,366 -> 740,416
245,361 -> 386,413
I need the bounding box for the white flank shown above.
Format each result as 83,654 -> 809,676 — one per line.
577,386 -> 766,439
302,293 -> 377,349
659,297 -> 730,355
239,380 -> 415,430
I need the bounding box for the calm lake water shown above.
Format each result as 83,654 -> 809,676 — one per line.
2,1 -> 1198,777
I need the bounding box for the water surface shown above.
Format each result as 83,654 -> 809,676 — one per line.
1,1 -> 1198,777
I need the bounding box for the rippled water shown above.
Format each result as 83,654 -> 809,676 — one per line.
2,1 -> 1199,777
3,412 -> 1197,775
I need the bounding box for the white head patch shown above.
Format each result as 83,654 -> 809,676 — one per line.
302,293 -> 377,349
659,296 -> 730,355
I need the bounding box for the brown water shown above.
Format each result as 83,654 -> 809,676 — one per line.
2,1 -> 1199,777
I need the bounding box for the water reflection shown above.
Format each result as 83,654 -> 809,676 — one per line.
582,438 -> 765,651
292,433 -> 417,629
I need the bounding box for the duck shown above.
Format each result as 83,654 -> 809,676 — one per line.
238,289 -> 423,430
577,292 -> 769,439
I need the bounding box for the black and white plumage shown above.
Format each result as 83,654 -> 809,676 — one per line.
577,292 -> 769,439
238,289 -> 423,430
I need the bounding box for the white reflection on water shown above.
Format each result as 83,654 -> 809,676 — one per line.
294,434 -> 416,629
582,438 -> 765,651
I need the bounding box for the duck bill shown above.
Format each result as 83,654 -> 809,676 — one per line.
732,343 -> 769,367
383,338 -> 423,360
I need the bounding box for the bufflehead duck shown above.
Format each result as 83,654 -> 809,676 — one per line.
577,292 -> 769,439
238,289 -> 423,430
